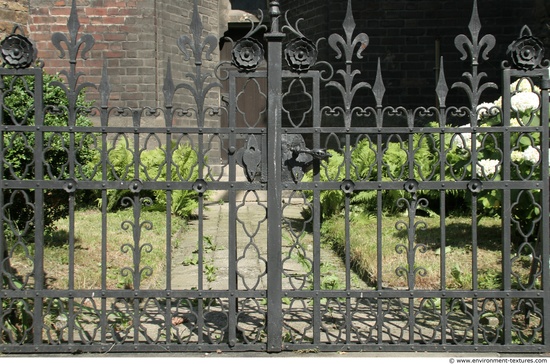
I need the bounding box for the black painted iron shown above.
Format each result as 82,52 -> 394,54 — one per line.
0,0 -> 549,354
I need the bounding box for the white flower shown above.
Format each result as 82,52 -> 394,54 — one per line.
455,125 -> 472,150
476,102 -> 499,120
510,118 -> 521,127
476,159 -> 500,177
510,78 -> 541,94
522,145 -> 540,164
511,150 -> 524,163
511,91 -> 540,113
494,97 -> 502,110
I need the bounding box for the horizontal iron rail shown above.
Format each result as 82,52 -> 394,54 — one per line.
2,289 -> 544,299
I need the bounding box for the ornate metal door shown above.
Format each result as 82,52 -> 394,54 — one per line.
0,0 -> 549,354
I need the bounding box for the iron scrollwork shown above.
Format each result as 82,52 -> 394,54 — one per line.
507,26 -> 545,71
281,11 -> 320,73
0,26 -> 36,69
325,0 -> 371,128
229,8 -> 267,73
452,0 -> 497,110
284,37 -> 317,72
394,179 -> 429,289
232,38 -> 264,72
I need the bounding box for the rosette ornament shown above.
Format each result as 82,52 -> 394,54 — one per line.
507,26 -> 545,70
284,37 -> 317,72
232,37 -> 264,72
0,33 -> 36,69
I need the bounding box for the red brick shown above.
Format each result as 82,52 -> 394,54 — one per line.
104,50 -> 125,58
85,7 -> 108,17
49,8 -> 70,16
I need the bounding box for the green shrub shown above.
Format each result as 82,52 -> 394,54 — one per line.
306,79 -> 548,228
1,71 -> 95,234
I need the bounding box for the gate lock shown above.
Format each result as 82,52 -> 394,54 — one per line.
236,134 -> 330,183
281,134 -> 331,183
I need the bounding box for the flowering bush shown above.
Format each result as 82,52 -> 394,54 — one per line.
307,78 -> 547,239
451,78 -> 548,237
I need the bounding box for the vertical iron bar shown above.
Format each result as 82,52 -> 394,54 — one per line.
265,0 -> 284,353
312,187 -> 321,347
227,70 -> 238,348
100,168 -> 108,348
98,62 -> 110,350
32,68 -> 45,346
67,109 -> 77,345
437,63 -> 448,345
540,67 -> 550,351
100,117 -> 108,348
439,121 -> 448,345
132,111 -> 141,344
344,194 -> 352,344
66,39 -> 78,347
376,107 -> 384,345
164,106 -> 173,345
312,73 -> 321,346
469,60 -> 480,346
196,188 -> 205,345
196,106 -> 206,347
67,154 -> 76,346
471,167 -> 479,346
407,113 -> 416,345
501,68 -> 512,346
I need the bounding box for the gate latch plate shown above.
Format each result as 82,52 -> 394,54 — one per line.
281,134 -> 331,183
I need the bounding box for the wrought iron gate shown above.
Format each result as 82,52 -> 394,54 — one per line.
1,0 -> 549,354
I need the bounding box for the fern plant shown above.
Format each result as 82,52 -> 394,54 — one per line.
303,149 -> 345,219
302,130 -> 474,218
144,142 -> 202,218
91,140 -> 202,219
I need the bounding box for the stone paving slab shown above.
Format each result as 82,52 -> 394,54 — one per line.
171,201 -> 306,291
170,200 -> 368,291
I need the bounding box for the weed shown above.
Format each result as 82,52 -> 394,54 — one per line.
182,235 -> 217,266
1,278 -> 33,344
204,264 -> 218,283
181,236 -> 219,284
182,253 -> 199,266
450,265 -> 471,289
478,268 -> 503,290
109,310 -> 133,332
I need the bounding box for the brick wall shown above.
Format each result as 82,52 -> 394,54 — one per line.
0,0 -> 29,39
155,0 -> 221,127
5,0 -> 223,162
28,0 -> 157,109
26,0 -> 222,113
6,1 -> 549,112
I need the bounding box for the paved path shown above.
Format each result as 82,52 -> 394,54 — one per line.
170,200 -> 368,291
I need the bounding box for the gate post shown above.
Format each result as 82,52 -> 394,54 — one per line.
265,0 -> 285,353
541,66 -> 550,352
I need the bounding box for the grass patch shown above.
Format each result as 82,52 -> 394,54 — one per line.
321,213 -> 537,290
6,209 -> 187,291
